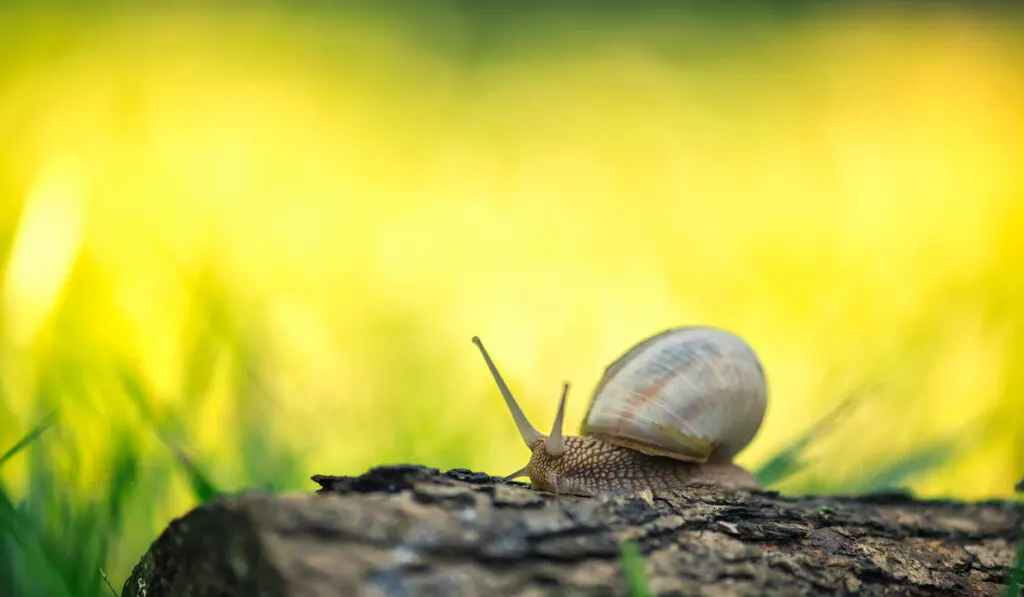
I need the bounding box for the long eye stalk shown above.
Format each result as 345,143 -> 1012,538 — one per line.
472,336 -> 542,448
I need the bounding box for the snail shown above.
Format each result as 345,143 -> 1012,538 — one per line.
472,326 -> 768,497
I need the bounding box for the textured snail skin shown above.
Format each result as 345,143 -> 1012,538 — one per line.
523,435 -> 760,497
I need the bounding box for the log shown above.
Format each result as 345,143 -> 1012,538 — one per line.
122,464 -> 1023,597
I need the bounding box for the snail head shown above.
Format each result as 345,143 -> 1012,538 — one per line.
472,336 -> 569,481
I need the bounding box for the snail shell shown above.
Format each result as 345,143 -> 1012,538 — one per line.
580,326 -> 768,465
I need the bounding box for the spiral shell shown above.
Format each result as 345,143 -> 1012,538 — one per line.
579,326 -> 768,464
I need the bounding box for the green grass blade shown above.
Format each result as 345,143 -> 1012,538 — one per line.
618,541 -> 653,597
754,436 -> 811,489
857,439 -> 959,494
100,568 -> 119,597
1006,532 -> 1023,597
115,364 -> 163,431
755,388 -> 869,487
168,444 -> 222,504
0,410 -> 59,470
0,486 -> 75,597
115,360 -> 223,503
106,436 -> 140,523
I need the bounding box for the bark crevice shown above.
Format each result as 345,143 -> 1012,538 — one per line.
123,464 -> 1024,597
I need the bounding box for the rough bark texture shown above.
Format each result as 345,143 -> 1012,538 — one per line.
123,464 -> 1024,597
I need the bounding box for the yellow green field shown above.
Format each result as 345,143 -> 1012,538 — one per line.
1,4 -> 1022,595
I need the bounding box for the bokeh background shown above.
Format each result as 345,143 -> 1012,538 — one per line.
1,2 -> 1023,595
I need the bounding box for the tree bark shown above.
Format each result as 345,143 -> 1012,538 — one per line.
123,464 -> 1023,597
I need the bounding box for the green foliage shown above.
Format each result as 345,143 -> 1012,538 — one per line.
618,540 -> 654,597
755,387 -> 968,496
853,439 -> 960,495
0,410 -> 141,597
754,390 -> 864,488
0,4 -> 1021,597
1008,532 -> 1024,597
0,414 -> 69,597
0,411 -> 58,471
117,363 -> 223,505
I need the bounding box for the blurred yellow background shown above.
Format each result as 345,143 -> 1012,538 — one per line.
0,3 -> 1022,589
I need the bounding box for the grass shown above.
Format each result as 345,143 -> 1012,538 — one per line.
1008,535 -> 1024,597
0,3 -> 1022,597
0,360 -> 1012,597
0,410 -> 58,470
619,541 -> 654,597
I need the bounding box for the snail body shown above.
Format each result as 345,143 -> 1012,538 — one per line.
472,326 -> 768,497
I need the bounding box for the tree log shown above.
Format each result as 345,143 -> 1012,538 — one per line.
123,464 -> 1023,597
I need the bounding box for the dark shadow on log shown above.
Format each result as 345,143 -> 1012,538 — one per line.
123,464 -> 1023,597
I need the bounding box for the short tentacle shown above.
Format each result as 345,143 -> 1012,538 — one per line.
545,381 -> 570,457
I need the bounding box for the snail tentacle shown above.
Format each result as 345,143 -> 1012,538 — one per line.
545,381 -> 570,457
472,336 -> 542,448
